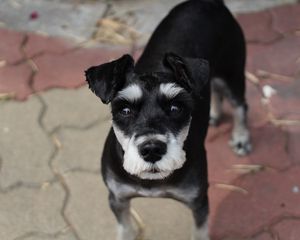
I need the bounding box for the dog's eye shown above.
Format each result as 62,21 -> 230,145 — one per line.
121,107 -> 131,116
170,104 -> 181,113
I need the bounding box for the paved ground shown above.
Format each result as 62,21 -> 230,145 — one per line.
0,0 -> 300,240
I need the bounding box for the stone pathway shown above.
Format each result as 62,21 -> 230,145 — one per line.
0,0 -> 300,240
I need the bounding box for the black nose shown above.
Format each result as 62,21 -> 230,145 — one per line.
139,140 -> 167,163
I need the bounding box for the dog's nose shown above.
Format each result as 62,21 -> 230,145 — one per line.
139,140 -> 167,163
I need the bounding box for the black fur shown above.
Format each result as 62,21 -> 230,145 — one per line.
86,0 -> 247,238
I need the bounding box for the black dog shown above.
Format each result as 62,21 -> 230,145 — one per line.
86,0 -> 251,239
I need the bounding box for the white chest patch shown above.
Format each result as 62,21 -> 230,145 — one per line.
107,178 -> 199,203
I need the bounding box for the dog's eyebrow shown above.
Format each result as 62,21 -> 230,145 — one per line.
159,83 -> 184,99
116,84 -> 143,102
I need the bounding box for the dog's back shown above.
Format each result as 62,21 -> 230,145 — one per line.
135,0 -> 251,156
135,0 -> 244,77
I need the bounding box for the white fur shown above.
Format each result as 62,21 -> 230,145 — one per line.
159,83 -> 184,99
192,219 -> 209,240
117,222 -> 136,240
107,175 -> 199,202
229,106 -> 252,156
112,120 -> 191,180
117,84 -> 143,102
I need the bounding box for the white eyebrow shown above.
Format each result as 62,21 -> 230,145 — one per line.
159,83 -> 184,99
117,84 -> 143,102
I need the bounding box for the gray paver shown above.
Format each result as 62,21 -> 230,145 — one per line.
0,183 -> 66,240
226,0 -> 298,13
65,172 -> 193,240
0,97 -> 54,188
23,232 -> 77,240
64,172 -> 115,240
107,0 -> 182,45
132,198 -> 193,240
0,0 -> 297,45
0,0 -> 107,42
106,0 -> 298,47
41,87 -> 110,133
52,119 -> 111,173
22,232 -> 77,240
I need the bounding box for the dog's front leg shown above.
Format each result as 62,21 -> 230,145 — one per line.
190,198 -> 210,240
109,193 -> 137,240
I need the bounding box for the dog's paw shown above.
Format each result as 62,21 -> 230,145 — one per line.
229,130 -> 252,156
117,225 -> 138,240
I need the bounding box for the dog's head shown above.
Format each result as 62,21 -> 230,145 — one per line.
86,53 -> 209,180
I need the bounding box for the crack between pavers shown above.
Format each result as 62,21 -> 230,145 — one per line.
64,167 -> 100,176
11,2 -> 135,71
269,7 -> 297,37
246,71 -> 300,166
0,150 -> 60,195
244,8 -> 299,47
245,9 -> 285,46
18,34 -> 83,240
12,228 -> 71,240
23,2 -> 120,58
246,214 -> 300,240
219,214 -> 300,240
49,116 -> 107,136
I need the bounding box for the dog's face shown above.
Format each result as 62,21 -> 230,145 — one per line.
86,53 -> 209,180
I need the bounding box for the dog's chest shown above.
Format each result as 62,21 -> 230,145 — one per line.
107,178 -> 199,203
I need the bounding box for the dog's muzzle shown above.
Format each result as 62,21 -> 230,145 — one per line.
138,140 -> 167,163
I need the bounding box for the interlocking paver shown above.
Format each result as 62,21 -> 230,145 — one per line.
0,183 -> 66,240
247,34 -> 300,77
52,119 -> 111,173
225,0 -> 298,13
253,233 -> 273,240
272,3 -> 300,34
41,87 -> 110,133
0,0 -> 107,42
24,33 -> 74,57
23,232 -> 77,240
64,172 -> 115,240
0,96 -> 54,187
107,0 -> 182,47
210,166 -> 300,239
287,127 -> 300,165
132,198 -> 193,240
64,172 -> 193,240
33,46 -> 129,93
0,63 -> 32,100
237,10 -> 281,44
0,28 -> 24,64
272,219 -> 300,240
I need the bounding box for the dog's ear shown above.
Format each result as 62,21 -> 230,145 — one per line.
85,54 -> 134,104
163,52 -> 209,97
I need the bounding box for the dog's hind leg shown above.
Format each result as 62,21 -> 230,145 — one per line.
209,78 -> 224,126
229,102 -> 251,156
109,193 -> 137,240
221,70 -> 252,156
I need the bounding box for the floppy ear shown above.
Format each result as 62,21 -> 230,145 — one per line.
163,52 -> 210,97
85,54 -> 134,104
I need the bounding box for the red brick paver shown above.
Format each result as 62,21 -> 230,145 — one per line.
33,46 -> 130,92
0,28 -> 25,64
0,64 -> 32,100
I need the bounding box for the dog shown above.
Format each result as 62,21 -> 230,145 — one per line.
85,0 -> 251,239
